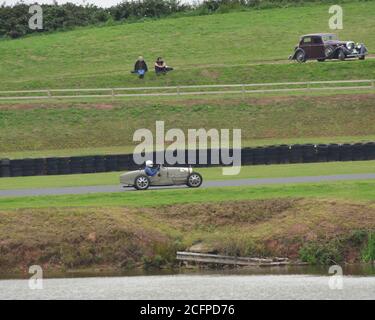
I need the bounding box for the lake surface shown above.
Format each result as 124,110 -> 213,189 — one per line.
1,273 -> 374,300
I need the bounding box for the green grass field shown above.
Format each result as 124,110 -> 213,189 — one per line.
1,2 -> 374,159
1,93 -> 375,157
1,2 -> 375,276
0,161 -> 374,190
0,179 -> 374,210
0,2 -> 374,90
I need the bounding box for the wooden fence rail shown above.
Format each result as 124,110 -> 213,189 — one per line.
0,79 -> 374,101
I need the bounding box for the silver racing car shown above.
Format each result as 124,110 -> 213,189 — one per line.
120,164 -> 203,190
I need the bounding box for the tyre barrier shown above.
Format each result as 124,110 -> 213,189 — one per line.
0,159 -> 10,178
57,157 -> 70,175
327,144 -> 340,162
93,156 -> 105,172
1,142 -> 374,178
70,157 -> 83,174
316,144 -> 328,163
45,157 -> 58,175
289,144 -> 303,164
365,142 -> 375,160
352,143 -> 366,161
302,144 -> 317,163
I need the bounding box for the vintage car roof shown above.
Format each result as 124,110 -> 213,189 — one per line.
301,33 -> 336,38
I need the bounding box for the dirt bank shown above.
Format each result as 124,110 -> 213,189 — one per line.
0,198 -> 374,276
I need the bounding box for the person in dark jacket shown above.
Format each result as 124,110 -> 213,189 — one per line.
154,57 -> 174,75
132,56 -> 148,79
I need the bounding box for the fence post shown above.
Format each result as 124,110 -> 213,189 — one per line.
177,86 -> 180,96
111,89 -> 115,101
48,90 -> 51,99
372,80 -> 375,89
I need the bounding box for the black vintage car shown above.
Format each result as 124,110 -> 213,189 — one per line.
289,33 -> 368,62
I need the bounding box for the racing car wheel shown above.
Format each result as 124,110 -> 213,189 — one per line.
134,175 -> 150,190
187,172 -> 203,188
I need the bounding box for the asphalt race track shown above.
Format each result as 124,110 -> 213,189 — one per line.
0,173 -> 374,198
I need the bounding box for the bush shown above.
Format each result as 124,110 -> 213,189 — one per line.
299,241 -> 343,265
362,232 -> 375,263
1,0 -> 361,39
142,254 -> 165,269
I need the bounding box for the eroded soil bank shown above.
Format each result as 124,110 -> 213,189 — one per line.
0,198 -> 374,277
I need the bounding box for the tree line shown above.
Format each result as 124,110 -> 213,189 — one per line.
0,0 -> 356,39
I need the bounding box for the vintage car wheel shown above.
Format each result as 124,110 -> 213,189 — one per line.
338,50 -> 346,61
317,59 -> 325,62
359,55 -> 365,60
187,172 -> 203,188
295,50 -> 306,63
134,175 -> 150,190
324,46 -> 334,58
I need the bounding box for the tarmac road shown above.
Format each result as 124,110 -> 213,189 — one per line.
0,173 -> 374,198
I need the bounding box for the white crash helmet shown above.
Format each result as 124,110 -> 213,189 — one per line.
145,160 -> 154,167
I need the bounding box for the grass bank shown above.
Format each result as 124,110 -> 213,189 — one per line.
0,161 -> 374,191
0,198 -> 374,275
1,93 -> 374,157
1,2 -> 374,90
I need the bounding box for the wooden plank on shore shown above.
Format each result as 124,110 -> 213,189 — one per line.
176,251 -> 291,266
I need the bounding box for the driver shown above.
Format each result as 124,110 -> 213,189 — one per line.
144,160 -> 160,177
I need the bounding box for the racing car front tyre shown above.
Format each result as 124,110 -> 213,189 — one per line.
187,172 -> 203,188
134,175 -> 150,190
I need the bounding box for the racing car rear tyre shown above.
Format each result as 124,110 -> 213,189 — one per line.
134,175 -> 150,190
187,172 -> 203,188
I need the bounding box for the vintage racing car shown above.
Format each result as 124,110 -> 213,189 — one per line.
289,33 -> 368,62
120,164 -> 203,190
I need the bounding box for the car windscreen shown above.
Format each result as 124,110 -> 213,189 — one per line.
322,34 -> 338,41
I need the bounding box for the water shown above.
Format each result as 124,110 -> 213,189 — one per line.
1,273 -> 374,300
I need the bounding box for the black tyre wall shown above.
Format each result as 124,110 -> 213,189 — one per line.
289,145 -> 303,163
1,142 -> 374,178
316,144 -> 329,162
94,156 -> 106,172
0,159 -> 11,178
327,144 -> 340,162
339,144 -> 353,161
10,159 -> 24,177
363,142 -> 375,160
70,157 -> 83,174
46,157 -> 59,175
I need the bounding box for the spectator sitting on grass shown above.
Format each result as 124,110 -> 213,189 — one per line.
155,57 -> 174,75
132,56 -> 148,79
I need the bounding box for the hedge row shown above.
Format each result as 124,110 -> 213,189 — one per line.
1,0 -> 352,39
1,142 -> 374,178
